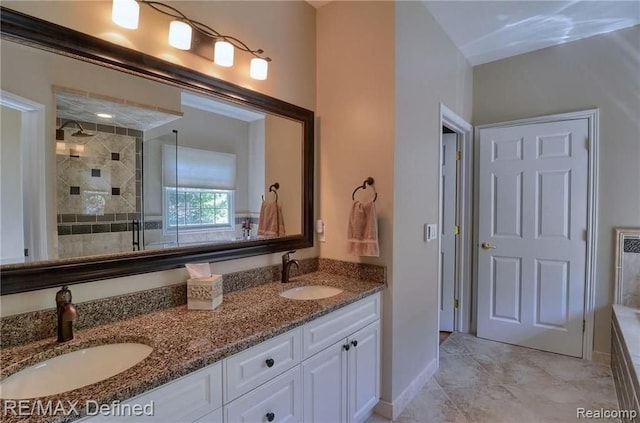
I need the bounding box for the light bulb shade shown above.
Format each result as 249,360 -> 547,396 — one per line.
169,21 -> 192,50
214,41 -> 234,67
112,0 -> 139,30
250,58 -> 269,80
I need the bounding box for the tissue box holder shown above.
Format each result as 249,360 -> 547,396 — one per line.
187,274 -> 223,310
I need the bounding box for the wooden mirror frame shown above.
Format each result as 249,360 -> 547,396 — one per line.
0,8 -> 314,295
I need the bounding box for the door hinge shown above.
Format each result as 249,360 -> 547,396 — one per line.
582,319 -> 585,332
24,248 -> 29,257
456,150 -> 462,161
454,225 -> 460,235
454,299 -> 459,309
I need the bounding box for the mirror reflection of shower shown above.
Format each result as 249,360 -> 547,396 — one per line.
54,89 -> 182,259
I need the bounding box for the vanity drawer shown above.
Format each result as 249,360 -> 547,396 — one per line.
223,328 -> 302,403
224,366 -> 301,423
303,293 -> 380,359
81,361 -> 222,422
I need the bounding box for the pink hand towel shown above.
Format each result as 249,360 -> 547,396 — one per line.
347,200 -> 379,257
257,201 -> 285,237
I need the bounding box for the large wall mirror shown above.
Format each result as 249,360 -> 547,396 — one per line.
0,8 -> 314,294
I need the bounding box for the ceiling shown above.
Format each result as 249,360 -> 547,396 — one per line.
308,1 -> 640,66
56,92 -> 182,131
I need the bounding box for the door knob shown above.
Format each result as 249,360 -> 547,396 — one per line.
481,242 -> 497,250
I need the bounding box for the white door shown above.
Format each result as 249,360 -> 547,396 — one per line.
477,119 -> 589,357
440,132 -> 457,332
302,341 -> 347,423
348,322 -> 380,423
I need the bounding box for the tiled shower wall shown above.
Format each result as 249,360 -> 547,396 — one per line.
621,237 -> 640,308
56,120 -> 142,258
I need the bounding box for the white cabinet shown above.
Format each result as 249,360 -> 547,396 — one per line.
224,328 -> 301,403
348,322 -> 381,423
78,293 -> 381,423
303,294 -> 380,359
301,319 -> 380,423
194,408 -> 224,423
225,367 -> 302,423
79,361 -> 222,423
302,339 -> 348,423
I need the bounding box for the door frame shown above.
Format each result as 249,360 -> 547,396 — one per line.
473,109 -> 599,360
438,104 -> 473,334
0,90 -> 48,262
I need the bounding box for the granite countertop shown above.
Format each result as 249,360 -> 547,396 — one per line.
0,272 -> 384,423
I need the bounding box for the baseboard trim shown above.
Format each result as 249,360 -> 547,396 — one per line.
374,358 -> 438,420
592,350 -> 611,365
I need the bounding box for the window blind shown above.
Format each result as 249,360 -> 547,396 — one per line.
162,144 -> 236,190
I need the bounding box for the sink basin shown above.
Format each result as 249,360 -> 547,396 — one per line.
0,343 -> 152,399
280,285 -> 343,300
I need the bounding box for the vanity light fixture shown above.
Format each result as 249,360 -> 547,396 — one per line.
111,0 -> 271,79
250,58 -> 269,80
111,0 -> 139,30
214,40 -> 234,67
169,20 -> 192,50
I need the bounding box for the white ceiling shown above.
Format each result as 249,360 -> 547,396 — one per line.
422,1 -> 640,65
308,1 -> 640,66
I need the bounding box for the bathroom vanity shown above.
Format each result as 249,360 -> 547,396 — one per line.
0,271 -> 383,423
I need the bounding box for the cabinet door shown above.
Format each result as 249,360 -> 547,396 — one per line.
348,321 -> 380,423
224,366 -> 301,423
302,341 -> 347,423
303,294 -> 380,359
193,407 -> 223,423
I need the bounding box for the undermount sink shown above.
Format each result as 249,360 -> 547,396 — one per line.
280,285 -> 343,300
0,343 -> 152,399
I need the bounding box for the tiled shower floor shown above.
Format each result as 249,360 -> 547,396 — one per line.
367,332 -> 620,423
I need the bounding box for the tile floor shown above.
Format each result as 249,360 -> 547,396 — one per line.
367,332 -> 620,423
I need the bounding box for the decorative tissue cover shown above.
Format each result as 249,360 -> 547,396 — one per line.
187,274 -> 223,310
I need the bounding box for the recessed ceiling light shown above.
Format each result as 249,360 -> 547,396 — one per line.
96,113 -> 113,119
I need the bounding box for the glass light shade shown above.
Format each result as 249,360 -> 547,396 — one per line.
250,58 -> 268,80
214,41 -> 234,67
169,21 -> 192,50
111,0 -> 139,30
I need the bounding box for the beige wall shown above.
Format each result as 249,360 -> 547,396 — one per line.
0,106 -> 25,264
2,1 -> 316,110
473,25 -> 640,354
392,0 -> 473,402
265,115 -> 303,235
0,1 -> 317,316
316,0 -> 395,399
316,0 -> 473,408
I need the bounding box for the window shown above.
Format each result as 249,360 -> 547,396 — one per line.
162,145 -> 237,232
165,187 -> 233,230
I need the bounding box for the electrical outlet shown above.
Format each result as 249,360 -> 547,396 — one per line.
316,219 -> 325,242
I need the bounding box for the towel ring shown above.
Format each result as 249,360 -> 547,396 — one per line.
351,177 -> 377,202
262,182 -> 280,203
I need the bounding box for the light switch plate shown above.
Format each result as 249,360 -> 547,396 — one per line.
424,223 -> 438,242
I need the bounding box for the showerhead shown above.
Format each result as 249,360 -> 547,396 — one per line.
71,129 -> 94,137
56,120 -> 94,140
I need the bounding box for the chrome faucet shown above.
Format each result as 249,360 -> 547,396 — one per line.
281,250 -> 300,283
56,286 -> 78,342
